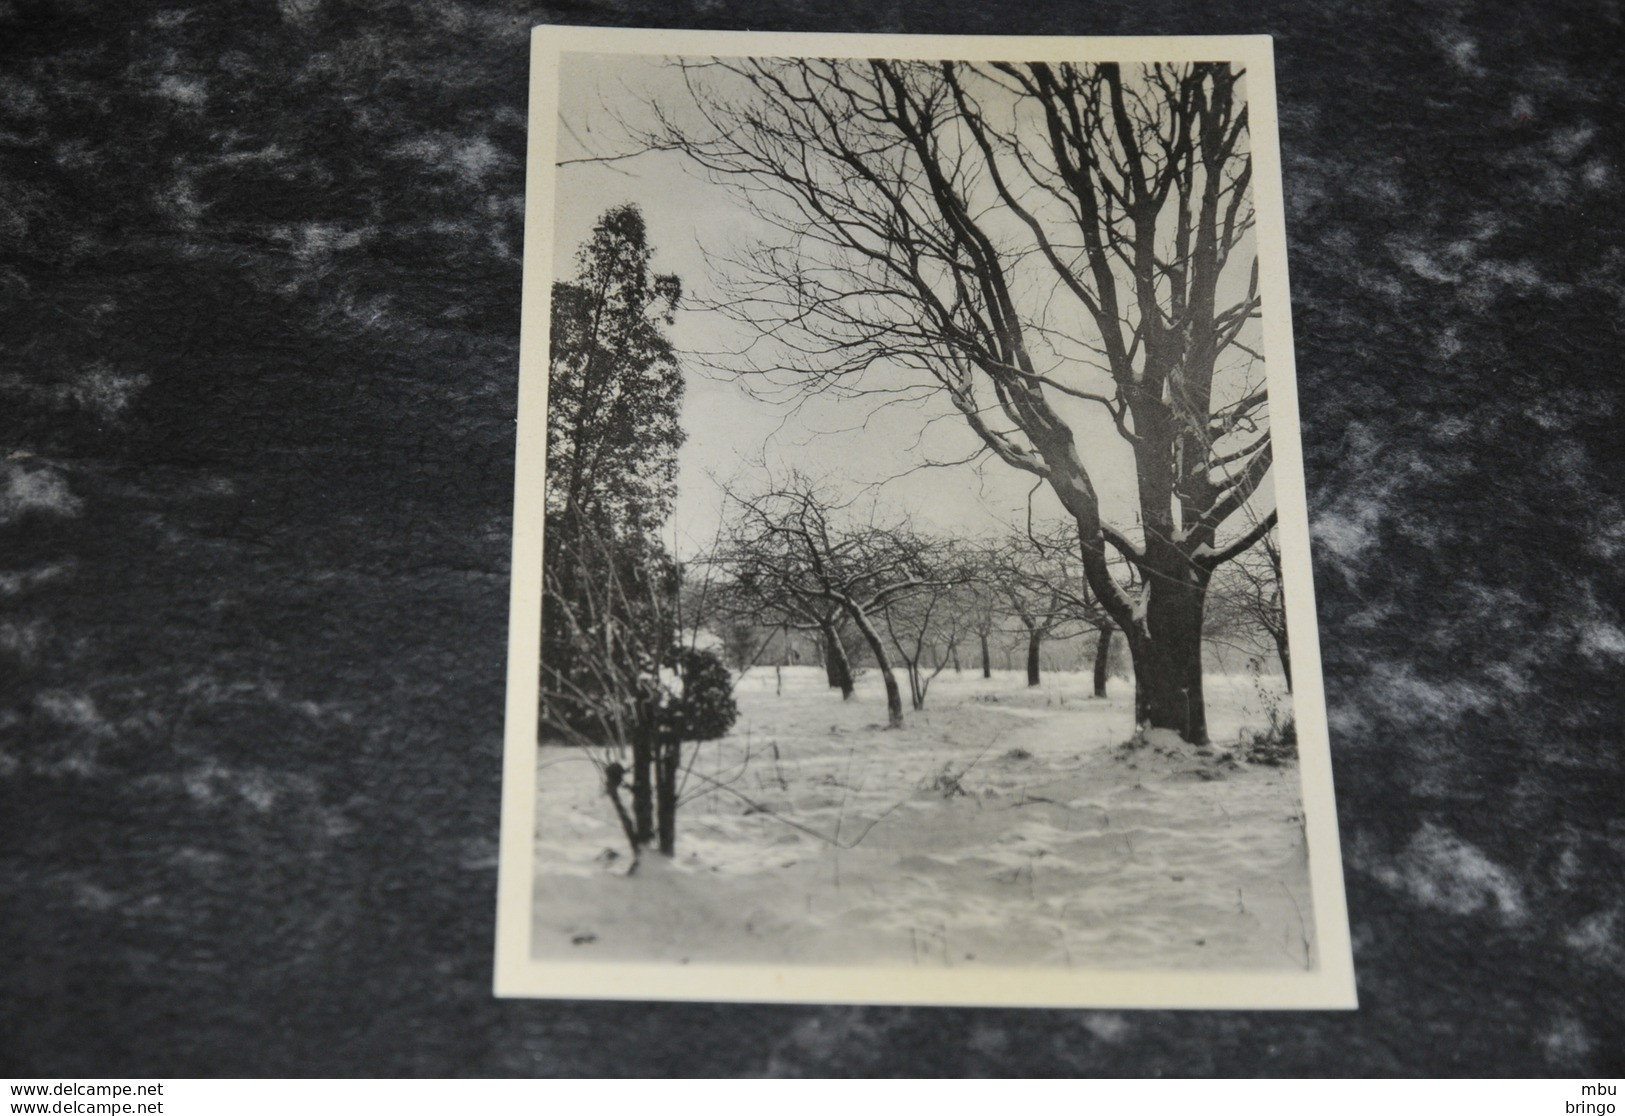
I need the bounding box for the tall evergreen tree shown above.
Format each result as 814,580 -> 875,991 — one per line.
545,204 -> 684,533
539,205 -> 732,859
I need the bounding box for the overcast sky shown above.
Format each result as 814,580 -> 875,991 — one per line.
550,53 -> 1268,558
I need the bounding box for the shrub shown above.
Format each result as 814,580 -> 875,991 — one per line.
1240,710 -> 1297,766
662,647 -> 738,743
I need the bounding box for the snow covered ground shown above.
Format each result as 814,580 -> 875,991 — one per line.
532,666 -> 1316,972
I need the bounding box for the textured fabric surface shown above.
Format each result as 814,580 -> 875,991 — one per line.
1,0 -> 1621,1077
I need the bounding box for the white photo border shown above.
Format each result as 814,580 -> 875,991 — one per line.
494,25 -> 1356,1009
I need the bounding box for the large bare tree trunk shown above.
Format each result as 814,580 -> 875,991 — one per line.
980,634 -> 991,679
1051,446 -> 1221,745
1093,625 -> 1112,698
1026,629 -> 1042,687
1129,566 -> 1211,745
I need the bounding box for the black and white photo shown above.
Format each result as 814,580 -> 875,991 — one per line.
495,27 -> 1354,1008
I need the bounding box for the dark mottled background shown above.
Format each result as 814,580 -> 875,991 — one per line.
1,0 -> 1621,1078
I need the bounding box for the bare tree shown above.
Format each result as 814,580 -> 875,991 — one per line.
1042,530 -> 1135,701
879,541 -> 970,709
539,521 -> 738,861
957,574 -> 1003,680
991,525 -> 1124,694
753,589 -> 857,698
647,60 -> 1274,744
994,537 -> 1073,689
716,481 -> 943,728
538,524 -> 656,858
1204,525 -> 1290,690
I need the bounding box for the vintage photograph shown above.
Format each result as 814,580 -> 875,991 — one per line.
495,27 -> 1355,1007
